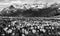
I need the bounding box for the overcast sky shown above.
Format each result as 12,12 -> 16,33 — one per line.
0,0 -> 60,3
0,0 -> 59,11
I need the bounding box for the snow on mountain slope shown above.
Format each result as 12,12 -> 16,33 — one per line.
0,1 -> 60,17
0,3 -> 12,11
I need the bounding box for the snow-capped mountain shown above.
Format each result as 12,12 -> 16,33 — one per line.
0,5 -> 17,16
0,2 -> 60,17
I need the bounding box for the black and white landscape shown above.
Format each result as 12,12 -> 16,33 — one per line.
0,0 -> 60,36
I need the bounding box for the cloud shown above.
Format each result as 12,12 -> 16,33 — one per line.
0,0 -> 60,3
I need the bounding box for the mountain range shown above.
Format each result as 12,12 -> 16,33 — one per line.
0,2 -> 60,17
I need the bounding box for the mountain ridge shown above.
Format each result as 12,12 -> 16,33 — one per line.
0,2 -> 60,17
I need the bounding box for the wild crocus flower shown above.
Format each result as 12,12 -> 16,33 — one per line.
7,29 -> 12,33
24,30 -> 29,35
32,29 -> 36,33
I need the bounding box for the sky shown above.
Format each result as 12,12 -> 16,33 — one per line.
0,0 -> 60,9
0,0 -> 60,3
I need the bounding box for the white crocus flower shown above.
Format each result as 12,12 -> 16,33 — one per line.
31,27 -> 34,29
22,34 -> 25,36
52,27 -> 54,29
22,28 -> 25,33
40,29 -> 46,33
32,29 -> 36,33
7,29 -> 12,33
25,30 -> 29,35
12,33 -> 15,36
3,27 -> 8,31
